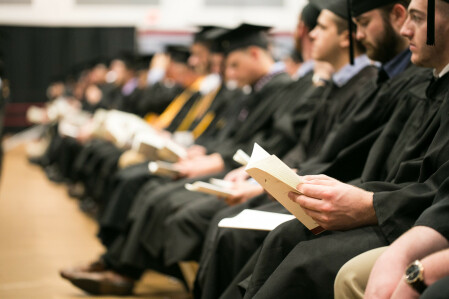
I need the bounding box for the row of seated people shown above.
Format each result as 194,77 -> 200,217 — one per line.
30,0 -> 449,297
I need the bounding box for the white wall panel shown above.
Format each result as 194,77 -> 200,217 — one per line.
0,0 -> 306,31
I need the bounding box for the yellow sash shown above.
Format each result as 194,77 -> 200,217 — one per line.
176,86 -> 220,132
192,112 -> 216,139
148,77 -> 204,130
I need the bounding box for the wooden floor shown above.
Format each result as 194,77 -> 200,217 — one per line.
0,146 -> 190,299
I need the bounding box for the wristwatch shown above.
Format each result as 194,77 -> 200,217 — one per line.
404,260 -> 427,294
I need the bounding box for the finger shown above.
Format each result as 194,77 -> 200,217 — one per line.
296,183 -> 333,200
302,177 -> 338,186
295,194 -> 323,213
301,206 -> 325,222
301,174 -> 333,181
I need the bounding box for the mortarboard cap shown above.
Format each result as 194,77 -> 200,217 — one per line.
301,2 -> 322,30
112,52 -> 139,70
136,54 -> 154,71
201,26 -> 231,53
312,0 -> 350,19
166,45 -> 191,64
217,23 -> 272,54
194,26 -> 219,43
350,0 -> 400,17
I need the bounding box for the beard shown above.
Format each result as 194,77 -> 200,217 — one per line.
365,19 -> 402,63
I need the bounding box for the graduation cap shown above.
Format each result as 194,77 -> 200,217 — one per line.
312,0 -> 355,64
166,45 -> 191,64
194,26 -> 220,43
111,51 -> 139,70
301,2 -> 322,30
201,26 -> 231,53
136,54 -> 154,71
217,23 -> 272,54
89,56 -> 110,68
350,0 -> 400,17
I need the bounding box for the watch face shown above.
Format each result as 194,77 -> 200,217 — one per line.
406,264 -> 421,282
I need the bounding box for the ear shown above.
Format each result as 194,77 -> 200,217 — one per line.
296,21 -> 306,38
339,30 -> 351,49
390,3 -> 408,30
247,46 -> 260,59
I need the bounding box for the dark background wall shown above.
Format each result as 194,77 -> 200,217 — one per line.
0,26 -> 135,132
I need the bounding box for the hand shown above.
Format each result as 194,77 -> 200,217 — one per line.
288,174 -> 376,230
223,166 -> 250,183
225,181 -> 264,206
175,153 -> 224,178
186,145 -> 207,159
76,121 -> 95,144
364,249 -> 410,299
365,226 -> 449,299
85,84 -> 102,105
313,61 -> 334,81
150,53 -> 170,71
390,280 -> 419,299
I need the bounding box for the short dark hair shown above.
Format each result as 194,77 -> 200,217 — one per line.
379,0 -> 411,17
331,14 -> 366,54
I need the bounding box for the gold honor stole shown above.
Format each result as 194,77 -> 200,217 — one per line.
146,77 -> 204,130
176,86 -> 220,132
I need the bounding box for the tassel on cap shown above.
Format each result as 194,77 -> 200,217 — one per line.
347,0 -> 355,65
427,0 -> 435,45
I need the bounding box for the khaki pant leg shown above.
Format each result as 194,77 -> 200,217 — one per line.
334,247 -> 388,299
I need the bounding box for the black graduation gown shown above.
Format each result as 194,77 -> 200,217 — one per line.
194,66 -> 431,296
96,84 -> 241,245
162,66 -> 376,269
135,82 -> 184,117
193,197 -> 286,299
213,72 -> 293,171
97,73 -> 289,236
99,65 -> 376,299
192,67 -> 432,299
296,64 -> 432,180
99,72 -> 293,278
122,74 -> 294,258
69,84 -> 203,205
194,85 -> 245,145
241,74 -> 449,299
160,74 -> 321,268
192,66 -> 382,299
414,173 -> 449,240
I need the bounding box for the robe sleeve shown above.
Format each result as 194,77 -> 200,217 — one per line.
364,160 -> 449,243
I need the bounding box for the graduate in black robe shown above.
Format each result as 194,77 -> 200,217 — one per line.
96,28 -> 246,243
163,1 -> 379,287
102,51 -> 294,279
191,1 -> 432,296
82,27 -> 231,209
238,0 -> 449,297
96,8 -> 377,297
68,46 -> 204,206
97,83 -> 243,246
59,23 -> 294,295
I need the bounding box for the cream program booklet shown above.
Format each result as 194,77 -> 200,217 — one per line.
218,209 -> 296,231
245,143 -> 324,234
185,179 -> 236,198
148,161 -> 180,178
